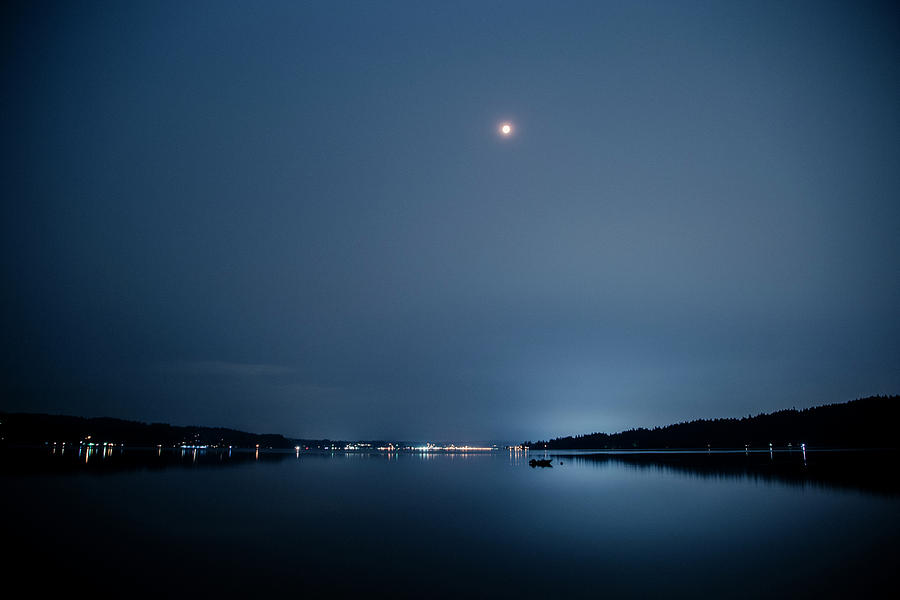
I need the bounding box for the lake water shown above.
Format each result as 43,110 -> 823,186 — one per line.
2,447 -> 898,598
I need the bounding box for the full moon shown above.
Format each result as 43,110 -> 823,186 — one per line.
499,122 -> 513,136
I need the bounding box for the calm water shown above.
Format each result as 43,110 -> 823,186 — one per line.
2,447 -> 898,598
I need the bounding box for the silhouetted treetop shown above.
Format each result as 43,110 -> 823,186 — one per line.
526,395 -> 900,449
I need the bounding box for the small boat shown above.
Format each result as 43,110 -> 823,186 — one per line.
529,458 -> 553,468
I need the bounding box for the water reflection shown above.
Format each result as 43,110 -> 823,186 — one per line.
561,449 -> 899,496
3,444 -> 897,600
0,446 -> 295,475
508,445 -> 528,467
3,446 -> 898,496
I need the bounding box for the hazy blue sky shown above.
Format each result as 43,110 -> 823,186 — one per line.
3,1 -> 899,441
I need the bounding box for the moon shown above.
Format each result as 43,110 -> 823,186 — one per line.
499,122 -> 513,137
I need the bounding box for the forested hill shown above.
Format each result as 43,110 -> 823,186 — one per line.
527,395 -> 900,450
0,412 -> 295,449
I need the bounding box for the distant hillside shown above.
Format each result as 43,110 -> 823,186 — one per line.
0,412 -> 296,449
527,395 -> 900,450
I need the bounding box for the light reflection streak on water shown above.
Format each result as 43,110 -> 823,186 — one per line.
508,446 -> 528,467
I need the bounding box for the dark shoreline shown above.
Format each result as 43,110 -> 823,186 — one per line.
527,395 -> 900,450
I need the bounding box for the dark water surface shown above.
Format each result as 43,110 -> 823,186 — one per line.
2,447 -> 898,598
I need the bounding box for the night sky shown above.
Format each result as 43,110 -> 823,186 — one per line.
3,1 -> 899,441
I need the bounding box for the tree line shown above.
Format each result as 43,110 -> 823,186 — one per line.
525,395 -> 899,449
0,412 -> 296,449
